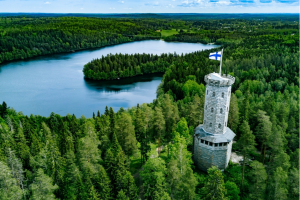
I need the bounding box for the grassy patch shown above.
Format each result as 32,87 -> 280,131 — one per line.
129,151 -> 142,174
161,29 -> 179,37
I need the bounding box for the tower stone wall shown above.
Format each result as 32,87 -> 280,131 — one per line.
193,72 -> 236,172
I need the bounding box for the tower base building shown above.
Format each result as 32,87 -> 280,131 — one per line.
193,72 -> 236,172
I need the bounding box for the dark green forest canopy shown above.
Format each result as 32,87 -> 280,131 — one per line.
0,15 -> 299,200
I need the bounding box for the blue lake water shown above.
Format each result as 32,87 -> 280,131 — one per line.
0,40 -> 219,117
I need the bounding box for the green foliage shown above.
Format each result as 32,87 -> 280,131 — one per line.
0,161 -> 23,200
202,166 -> 227,200
30,168 -> 58,200
141,157 -> 169,200
224,181 -> 240,200
248,161 -> 267,200
0,15 -> 298,200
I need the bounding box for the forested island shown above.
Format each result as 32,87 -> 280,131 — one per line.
0,14 -> 299,200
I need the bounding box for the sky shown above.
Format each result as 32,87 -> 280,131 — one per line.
0,0 -> 298,13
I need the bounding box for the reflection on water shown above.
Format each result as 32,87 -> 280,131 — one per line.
84,73 -> 164,93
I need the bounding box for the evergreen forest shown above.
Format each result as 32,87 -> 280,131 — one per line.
0,14 -> 298,200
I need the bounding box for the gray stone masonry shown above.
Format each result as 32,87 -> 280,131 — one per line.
193,72 -> 236,172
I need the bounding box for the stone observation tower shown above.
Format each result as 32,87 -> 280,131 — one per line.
193,72 -> 236,172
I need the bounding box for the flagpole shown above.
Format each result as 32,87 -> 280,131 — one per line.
219,49 -> 223,75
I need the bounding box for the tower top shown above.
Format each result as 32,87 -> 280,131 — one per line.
204,72 -> 235,87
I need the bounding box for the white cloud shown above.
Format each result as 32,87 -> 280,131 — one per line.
118,0 -> 125,3
216,1 -> 231,5
44,1 -> 50,4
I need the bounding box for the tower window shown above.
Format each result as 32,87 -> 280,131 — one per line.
204,120 -> 206,124
211,107 -> 214,113
218,124 -> 221,128
209,142 -> 213,146
201,139 -> 204,143
209,123 -> 212,127
227,107 -> 228,111
214,143 -> 218,147
220,108 -> 223,113
207,90 -> 208,95
225,122 -> 227,127
206,105 -> 207,110
205,141 -> 208,145
222,92 -> 224,98
212,92 -> 215,97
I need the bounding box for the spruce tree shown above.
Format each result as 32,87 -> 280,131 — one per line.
109,107 -> 115,141
104,106 -> 109,116
62,151 -> 78,200
248,161 -> 267,200
202,166 -> 227,200
89,186 -> 99,200
116,190 -> 129,200
96,165 -> 112,200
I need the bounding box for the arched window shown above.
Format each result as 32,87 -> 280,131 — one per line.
220,108 -> 223,113
211,107 -> 214,113
207,90 -> 208,95
225,122 -> 227,126
206,105 -> 207,110
209,123 -> 212,127
222,92 -> 224,98
212,92 -> 215,97
218,124 -> 221,128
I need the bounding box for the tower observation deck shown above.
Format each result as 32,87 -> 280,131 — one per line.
193,72 -> 236,172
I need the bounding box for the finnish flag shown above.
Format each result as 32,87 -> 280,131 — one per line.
209,51 -> 222,61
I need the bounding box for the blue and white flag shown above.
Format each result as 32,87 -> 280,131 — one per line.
209,51 -> 222,61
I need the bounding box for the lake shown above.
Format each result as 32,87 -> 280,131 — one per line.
0,40 -> 219,117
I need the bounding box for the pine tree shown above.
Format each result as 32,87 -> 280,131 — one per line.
268,167 -> 288,200
153,106 -> 165,155
6,148 -> 26,198
0,161 -> 23,199
241,82 -> 250,121
228,93 -> 239,134
115,112 -> 137,155
256,110 -> 272,164
93,112 -> 95,119
141,157 -> 168,200
202,166 -> 227,200
237,120 -> 256,191
162,94 -> 179,135
97,110 -> 100,118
